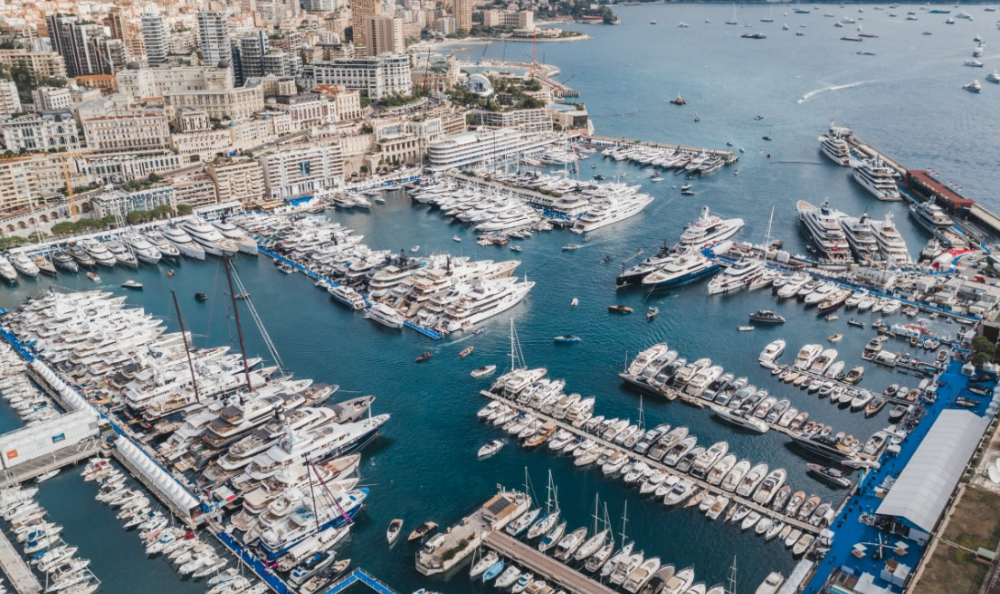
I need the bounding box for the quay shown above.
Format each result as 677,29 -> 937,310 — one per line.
836,124 -> 1000,242
582,135 -> 740,164
477,389 -> 825,538
440,171 -> 587,221
415,489 -> 531,576
0,529 -> 41,594
482,532 -> 619,594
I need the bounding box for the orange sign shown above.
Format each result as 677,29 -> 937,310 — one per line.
6,450 -> 17,460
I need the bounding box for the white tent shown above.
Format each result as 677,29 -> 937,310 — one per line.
877,410 -> 988,534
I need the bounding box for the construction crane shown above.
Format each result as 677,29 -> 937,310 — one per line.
56,150 -> 93,217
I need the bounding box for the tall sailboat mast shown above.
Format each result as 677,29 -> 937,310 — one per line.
170,290 -> 200,403
223,255 -> 253,390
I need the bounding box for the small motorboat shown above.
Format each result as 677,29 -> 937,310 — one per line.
603,255 -> 614,263
122,280 -> 143,290
738,326 -> 755,332
571,298 -> 579,307
387,519 -> 404,545
459,347 -> 474,358
234,293 -> 250,300
554,335 -> 582,343
453,236 -> 462,242
195,293 -> 208,302
471,365 -> 497,378
87,272 -> 101,283
806,463 -> 852,488
416,352 -> 433,363
671,94 -> 686,105
847,319 -> 865,328
825,315 -> 839,322
410,246 -> 420,252
828,334 -> 842,342
511,246 -> 522,253
563,244 -> 582,251
647,307 -> 659,321
608,305 -> 633,314
478,439 -> 504,458
408,521 -> 438,542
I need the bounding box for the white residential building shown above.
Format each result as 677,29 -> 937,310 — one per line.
427,128 -> 557,171
301,55 -> 412,100
81,112 -> 171,152
32,86 -> 72,111
1,112 -> 81,153
116,64 -> 234,100
0,80 -> 21,117
257,144 -> 344,199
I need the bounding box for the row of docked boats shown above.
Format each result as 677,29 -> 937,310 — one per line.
1,485 -> 98,594
768,272 -> 913,318
484,365 -> 836,541
602,144 -> 732,177
408,172 -> 654,236
230,213 -> 534,335
4,290 -> 387,570
797,200 -> 911,265
0,345 -> 59,426
0,218 -> 257,285
623,343 -> 884,466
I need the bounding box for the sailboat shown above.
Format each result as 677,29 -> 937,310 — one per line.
574,495 -> 610,561
726,3 -> 739,24
526,472 -> 561,539
761,6 -> 775,22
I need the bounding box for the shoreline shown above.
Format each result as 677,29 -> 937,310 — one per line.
432,34 -> 591,48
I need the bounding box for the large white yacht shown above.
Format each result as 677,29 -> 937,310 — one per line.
818,128 -> 851,166
908,201 -> 954,236
162,227 -> 206,260
759,339 -> 786,365
364,302 -> 406,329
9,254 -> 40,277
674,206 -> 744,252
838,213 -> 879,263
0,255 -> 19,283
213,221 -> 259,255
328,284 -> 367,310
640,253 -> 719,289
182,220 -> 239,256
871,212 -> 912,264
244,414 -> 389,481
571,192 -> 653,234
81,240 -> 118,267
124,235 -> 162,265
851,156 -> 901,200
797,200 -> 851,261
706,259 -> 765,295
436,277 -> 534,333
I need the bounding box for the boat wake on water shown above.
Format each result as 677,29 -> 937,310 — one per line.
797,80 -> 869,103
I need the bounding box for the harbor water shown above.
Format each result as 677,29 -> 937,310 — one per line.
1,5 -> 996,593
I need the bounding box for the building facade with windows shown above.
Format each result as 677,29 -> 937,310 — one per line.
90,184 -> 175,218
301,55 -> 411,100
257,144 -> 344,199
1,112 -> 81,153
81,112 -> 171,152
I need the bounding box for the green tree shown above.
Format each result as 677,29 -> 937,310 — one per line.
50,221 -> 76,235
176,204 -> 194,215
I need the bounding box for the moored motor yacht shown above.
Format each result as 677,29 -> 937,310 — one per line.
162,227 -> 206,260
182,220 -> 239,256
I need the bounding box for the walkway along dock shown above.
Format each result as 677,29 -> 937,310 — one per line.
0,529 -> 41,594
582,135 -> 740,164
478,390 -> 825,538
0,437 -> 100,488
482,532 -> 619,594
324,568 -> 400,594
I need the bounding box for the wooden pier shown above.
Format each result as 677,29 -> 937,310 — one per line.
478,390 -> 824,537
0,529 -> 41,594
482,532 -> 619,594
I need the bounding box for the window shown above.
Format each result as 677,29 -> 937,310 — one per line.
299,161 -> 311,176
52,433 -> 66,443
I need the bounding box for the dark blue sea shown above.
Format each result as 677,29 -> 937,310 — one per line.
1,4 -> 997,593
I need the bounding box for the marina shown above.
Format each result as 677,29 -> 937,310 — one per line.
0,4 -> 999,594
